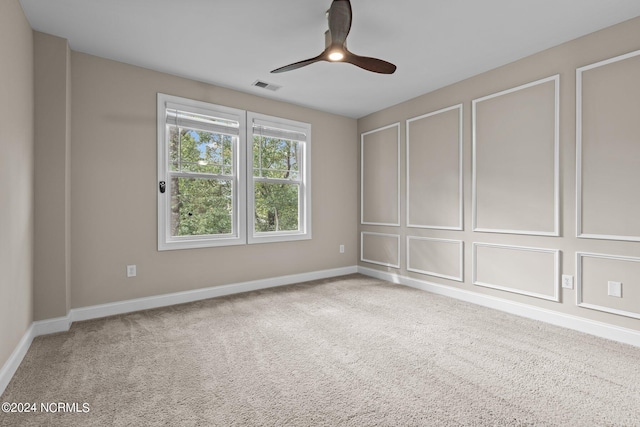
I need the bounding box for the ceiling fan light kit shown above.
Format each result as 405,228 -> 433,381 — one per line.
271,0 -> 396,74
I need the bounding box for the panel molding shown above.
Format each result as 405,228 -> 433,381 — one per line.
406,104 -> 463,230
407,236 -> 464,282
472,75 -> 560,236
576,49 -> 640,242
360,122 -> 401,226
472,242 -> 560,302
576,252 -> 640,320
360,231 -> 401,268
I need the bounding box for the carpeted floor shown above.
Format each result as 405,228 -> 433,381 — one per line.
2,274 -> 640,426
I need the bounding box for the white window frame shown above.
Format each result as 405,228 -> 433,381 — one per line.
157,93 -> 246,251
247,112 -> 311,244
157,94 -> 311,250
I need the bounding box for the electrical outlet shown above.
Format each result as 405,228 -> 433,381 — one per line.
608,281 -> 622,298
562,275 -> 574,289
126,265 -> 137,278
339,244 -> 345,254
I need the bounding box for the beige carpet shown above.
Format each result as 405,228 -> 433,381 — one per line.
2,274 -> 640,426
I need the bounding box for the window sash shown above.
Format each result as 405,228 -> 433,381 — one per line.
254,176 -> 300,185
248,112 -> 311,243
253,181 -> 301,234
169,175 -> 235,238
158,93 -> 246,250
253,136 -> 301,182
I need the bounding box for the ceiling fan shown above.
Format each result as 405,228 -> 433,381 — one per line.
271,0 -> 396,74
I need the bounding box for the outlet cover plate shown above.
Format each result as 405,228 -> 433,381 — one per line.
127,265 -> 137,278
562,275 -> 574,289
607,281 -> 622,298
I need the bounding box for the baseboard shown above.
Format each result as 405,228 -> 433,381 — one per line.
10,263 -> 635,397
70,266 -> 358,322
358,266 -> 640,348
0,265 -> 357,396
0,324 -> 35,397
32,315 -> 73,336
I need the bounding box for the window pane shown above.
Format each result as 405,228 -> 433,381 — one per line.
254,182 -> 299,232
253,136 -> 299,180
169,127 -> 234,175
170,177 -> 233,236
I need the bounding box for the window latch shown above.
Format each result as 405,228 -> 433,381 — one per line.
159,181 -> 166,193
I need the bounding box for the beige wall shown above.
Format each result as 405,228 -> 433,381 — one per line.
358,16 -> 640,331
33,32 -> 72,321
0,0 -> 34,369
69,52 -> 358,308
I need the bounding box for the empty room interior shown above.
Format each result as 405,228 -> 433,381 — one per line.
2,0 -> 640,425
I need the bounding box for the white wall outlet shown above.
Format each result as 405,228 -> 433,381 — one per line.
607,281 -> 622,298
126,265 -> 137,278
339,244 -> 345,254
561,275 -> 574,289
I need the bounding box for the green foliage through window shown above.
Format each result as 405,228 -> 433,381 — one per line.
169,125 -> 235,237
253,135 -> 301,232
254,182 -> 299,232
253,136 -> 299,180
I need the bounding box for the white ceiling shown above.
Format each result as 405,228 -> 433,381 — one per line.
19,0 -> 640,118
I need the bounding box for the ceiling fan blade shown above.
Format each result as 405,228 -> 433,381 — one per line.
344,51 -> 397,74
328,0 -> 352,45
271,54 -> 325,73
270,0 -> 396,75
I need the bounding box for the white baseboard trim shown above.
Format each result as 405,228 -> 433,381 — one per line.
1,265 -> 357,396
0,324 -> 35,397
9,263 -> 635,396
70,266 -> 358,323
32,315 -> 73,336
358,266 -> 640,348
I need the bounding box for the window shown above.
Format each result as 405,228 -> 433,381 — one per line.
248,113 -> 311,244
157,94 -> 311,250
157,94 -> 246,250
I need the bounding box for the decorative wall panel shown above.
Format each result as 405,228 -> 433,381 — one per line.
361,123 -> 400,226
407,236 -> 463,281
577,50 -> 640,241
473,243 -> 559,301
577,252 -> 640,319
360,232 -> 400,268
406,105 -> 463,230
472,76 -> 559,236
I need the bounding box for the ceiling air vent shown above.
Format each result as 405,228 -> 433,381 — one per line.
252,80 -> 282,91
